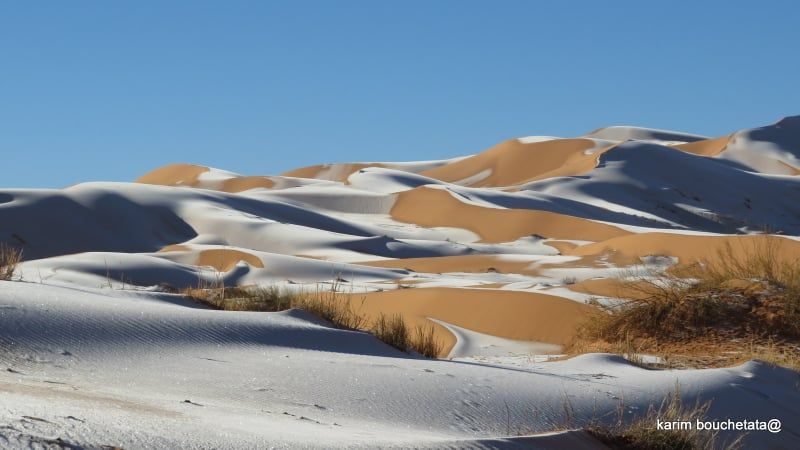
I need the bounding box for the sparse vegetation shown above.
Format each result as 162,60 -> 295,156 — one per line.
194,284 -> 297,311
568,236 -> 800,370
585,389 -> 739,450
183,277 -> 366,329
369,313 -> 444,357
372,313 -> 408,351
0,243 -> 22,281
561,276 -> 578,285
292,283 -> 367,331
182,276 -> 444,357
411,322 -> 444,358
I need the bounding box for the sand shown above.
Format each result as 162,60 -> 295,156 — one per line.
345,287 -> 596,353
391,186 -> 630,243
158,245 -> 264,271
282,163 -> 387,181
418,138 -> 602,187
567,233 -> 800,266
219,176 -> 276,192
674,134 -> 732,156
195,248 -> 265,271
359,254 -> 541,276
136,163 -> 210,186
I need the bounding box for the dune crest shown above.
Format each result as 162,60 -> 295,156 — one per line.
418,138 -> 604,187
136,163 -> 210,186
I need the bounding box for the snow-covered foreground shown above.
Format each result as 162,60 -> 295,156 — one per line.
3,116 -> 800,447
1,282 -> 797,449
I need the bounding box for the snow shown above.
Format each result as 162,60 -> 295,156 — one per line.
1,281 -> 797,449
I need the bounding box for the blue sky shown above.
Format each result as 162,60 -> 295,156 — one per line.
2,1 -> 799,188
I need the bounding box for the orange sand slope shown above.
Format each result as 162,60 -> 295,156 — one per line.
567,233 -> 800,266
418,138 -> 605,187
136,163 -> 210,186
160,245 -> 265,271
138,164 -> 278,193
360,254 -> 542,276
391,186 -> 629,243
346,287 -> 595,353
674,135 -> 732,156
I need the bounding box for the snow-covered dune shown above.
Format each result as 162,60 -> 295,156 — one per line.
2,281 -> 797,449
2,115 -> 800,448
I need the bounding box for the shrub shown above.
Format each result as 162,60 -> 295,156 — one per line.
182,276 -> 444,357
561,276 -> 578,285
568,235 -> 800,369
372,313 -> 408,351
585,389 -> 737,450
0,243 -> 22,281
410,323 -> 444,358
182,277 -> 367,329
292,284 -> 367,331
577,239 -> 800,344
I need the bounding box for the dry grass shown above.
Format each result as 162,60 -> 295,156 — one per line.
292,283 -> 367,331
372,313 -> 409,351
182,276 -> 444,357
0,243 -> 22,281
411,322 -> 444,358
183,277 -> 366,329
370,314 -> 444,357
586,388 -> 741,450
182,275 -> 297,311
568,236 -> 800,370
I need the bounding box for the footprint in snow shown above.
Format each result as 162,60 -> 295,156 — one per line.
198,357 -> 227,363
21,416 -> 53,424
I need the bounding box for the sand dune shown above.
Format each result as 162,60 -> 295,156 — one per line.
282,158 -> 463,182
218,175 -> 276,192
4,282 -> 796,448
3,115 -> 800,448
136,163 -> 210,186
391,186 -> 629,242
166,245 -> 274,276
582,125 -> 708,143
674,134 -> 732,156
283,163 -> 386,181
567,233 -> 800,266
347,287 -> 595,351
418,138 -> 604,187
195,248 -> 264,271
359,254 -> 542,276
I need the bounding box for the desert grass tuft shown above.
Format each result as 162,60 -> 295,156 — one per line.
410,322 -> 444,358
0,243 -> 22,281
182,275 -> 444,357
372,313 -> 408,351
183,277 -> 365,328
568,235 -> 800,370
292,283 -> 368,331
585,389 -> 740,450
370,314 -> 444,357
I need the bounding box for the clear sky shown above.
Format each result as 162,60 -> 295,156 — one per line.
2,1 -> 799,188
